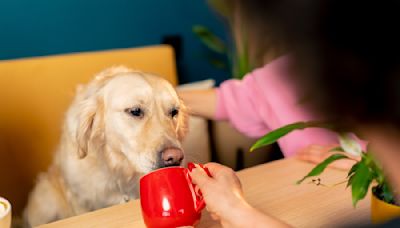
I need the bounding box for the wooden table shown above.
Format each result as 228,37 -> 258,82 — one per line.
38,158 -> 370,228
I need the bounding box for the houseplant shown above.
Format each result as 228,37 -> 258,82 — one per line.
192,0 -> 252,79
250,121 -> 400,223
192,25 -> 251,79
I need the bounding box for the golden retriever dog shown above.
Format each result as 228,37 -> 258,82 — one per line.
23,66 -> 188,227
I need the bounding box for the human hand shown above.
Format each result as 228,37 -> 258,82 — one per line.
189,163 -> 250,227
297,144 -> 360,170
189,163 -> 291,228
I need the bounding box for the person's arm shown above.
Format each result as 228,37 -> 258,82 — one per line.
189,163 -> 291,228
296,144 -> 359,170
178,89 -> 217,119
180,57 -> 295,139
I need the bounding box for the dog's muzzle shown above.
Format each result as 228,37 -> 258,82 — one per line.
157,147 -> 184,168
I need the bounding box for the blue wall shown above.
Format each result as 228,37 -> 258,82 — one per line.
0,0 -> 231,83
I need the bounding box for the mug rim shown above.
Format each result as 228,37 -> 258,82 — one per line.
0,197 -> 11,220
140,166 -> 185,182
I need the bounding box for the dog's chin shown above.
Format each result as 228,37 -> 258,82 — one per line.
132,157 -> 157,175
133,162 -> 178,176
135,163 -> 181,180
157,163 -> 182,169
150,161 -> 182,171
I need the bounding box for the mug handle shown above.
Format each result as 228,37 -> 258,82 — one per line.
187,162 -> 212,213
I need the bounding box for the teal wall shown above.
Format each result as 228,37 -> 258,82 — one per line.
0,0 -> 230,83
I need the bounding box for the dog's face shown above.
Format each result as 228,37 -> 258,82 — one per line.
68,67 -> 187,178
102,73 -> 186,173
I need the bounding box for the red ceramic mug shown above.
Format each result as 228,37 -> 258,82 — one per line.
140,163 -> 211,228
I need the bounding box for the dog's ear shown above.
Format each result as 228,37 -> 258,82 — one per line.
66,84 -> 99,159
75,97 -> 97,159
177,101 -> 189,141
67,66 -> 130,159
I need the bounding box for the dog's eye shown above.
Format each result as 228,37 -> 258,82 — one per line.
170,108 -> 179,118
127,108 -> 144,118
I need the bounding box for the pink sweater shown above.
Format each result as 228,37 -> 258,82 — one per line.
215,56 -> 339,157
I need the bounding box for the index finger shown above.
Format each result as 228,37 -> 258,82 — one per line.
190,168 -> 213,189
203,162 -> 230,176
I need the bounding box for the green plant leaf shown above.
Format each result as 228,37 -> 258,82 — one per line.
351,161 -> 374,207
346,163 -> 360,188
296,154 -> 349,184
347,163 -> 360,177
233,53 -> 250,79
347,174 -> 355,188
193,25 -> 227,54
329,146 -> 345,152
231,26 -> 252,79
237,43 -> 250,79
250,121 -> 331,152
365,150 -> 386,186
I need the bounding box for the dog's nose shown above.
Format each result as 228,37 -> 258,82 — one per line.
161,148 -> 184,167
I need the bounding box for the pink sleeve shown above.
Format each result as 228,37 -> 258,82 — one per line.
214,56 -> 340,157
214,72 -> 271,138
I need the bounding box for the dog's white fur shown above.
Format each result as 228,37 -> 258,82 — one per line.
23,67 -> 188,227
